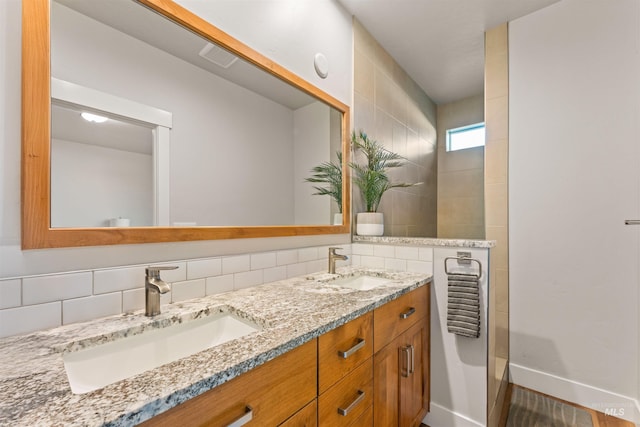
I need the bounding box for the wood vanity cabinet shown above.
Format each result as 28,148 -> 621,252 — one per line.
318,312 -> 374,426
141,339 -> 317,427
141,285 -> 430,427
373,286 -> 430,427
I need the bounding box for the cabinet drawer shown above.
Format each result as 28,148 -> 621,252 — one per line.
319,358 -> 373,426
142,339 -> 317,427
318,312 -> 373,393
373,285 -> 428,352
279,399 -> 317,427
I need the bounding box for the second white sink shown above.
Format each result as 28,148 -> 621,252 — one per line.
330,275 -> 391,290
63,310 -> 261,394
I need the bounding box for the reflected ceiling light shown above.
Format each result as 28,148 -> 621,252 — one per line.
81,112 -> 109,123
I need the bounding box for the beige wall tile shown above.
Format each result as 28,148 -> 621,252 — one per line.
495,268 -> 509,313
485,95 -> 509,141
354,48 -> 374,101
485,182 -> 508,227
484,138 -> 508,185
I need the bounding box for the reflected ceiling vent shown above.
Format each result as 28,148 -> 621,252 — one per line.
199,43 -> 238,69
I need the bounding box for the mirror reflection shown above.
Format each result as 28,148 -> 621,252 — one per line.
51,0 -> 342,228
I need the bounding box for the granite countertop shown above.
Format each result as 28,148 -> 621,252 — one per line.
353,235 -> 496,248
0,266 -> 431,426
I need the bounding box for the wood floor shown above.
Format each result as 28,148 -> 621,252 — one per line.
499,384 -> 635,427
421,383 -> 634,427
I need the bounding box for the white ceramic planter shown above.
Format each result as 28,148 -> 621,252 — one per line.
356,212 -> 384,236
333,213 -> 343,225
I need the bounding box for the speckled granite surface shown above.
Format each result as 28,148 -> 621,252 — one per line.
353,235 -> 496,248
0,267 -> 430,426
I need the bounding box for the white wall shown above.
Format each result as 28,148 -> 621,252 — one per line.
509,0 -> 640,421
51,139 -> 154,227
175,0 -> 353,105
0,0 -> 352,278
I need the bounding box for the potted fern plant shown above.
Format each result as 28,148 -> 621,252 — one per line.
350,130 -> 419,235
305,151 -> 343,224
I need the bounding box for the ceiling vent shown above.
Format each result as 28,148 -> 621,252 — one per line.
198,43 -> 238,69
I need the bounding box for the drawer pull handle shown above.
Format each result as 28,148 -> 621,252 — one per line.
400,307 -> 416,319
227,405 -> 253,427
338,390 -> 365,416
338,338 -> 366,359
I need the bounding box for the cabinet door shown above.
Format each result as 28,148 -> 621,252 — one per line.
374,320 -> 429,427
373,336 -> 399,427
399,321 -> 428,427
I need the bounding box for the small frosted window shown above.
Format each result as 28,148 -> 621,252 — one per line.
446,123 -> 485,152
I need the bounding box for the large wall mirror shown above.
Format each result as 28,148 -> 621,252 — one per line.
22,0 -> 350,249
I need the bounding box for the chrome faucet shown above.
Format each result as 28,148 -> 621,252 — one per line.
145,266 -> 178,317
328,247 -> 348,274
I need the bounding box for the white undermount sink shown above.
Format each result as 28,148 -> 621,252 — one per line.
63,311 -> 261,394
330,275 -> 391,290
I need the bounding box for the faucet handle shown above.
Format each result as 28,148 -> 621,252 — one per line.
146,265 -> 178,278
329,247 -> 343,253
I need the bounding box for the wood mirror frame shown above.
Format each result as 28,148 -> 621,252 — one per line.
21,0 -> 351,249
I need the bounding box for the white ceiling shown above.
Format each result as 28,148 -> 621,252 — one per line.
338,0 -> 561,104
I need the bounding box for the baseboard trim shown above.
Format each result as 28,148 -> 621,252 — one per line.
509,362 -> 640,424
423,402 -> 485,427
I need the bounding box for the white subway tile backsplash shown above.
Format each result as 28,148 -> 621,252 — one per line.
360,255 -> 385,269
419,248 -> 434,262
0,244 -> 372,335
298,247 -> 318,262
305,259 -> 326,274
0,279 -> 21,309
395,246 -> 420,260
350,255 -> 362,266
160,291 -> 172,306
385,258 -> 407,272
286,263 -> 307,278
0,302 -> 61,338
63,293 -> 121,325
262,266 -> 287,283
171,279 -> 206,302
250,253 -> 276,270
407,260 -> 433,274
352,244 -> 374,256
94,266 -> 145,294
122,288 -> 145,313
187,258 -> 221,280
373,245 -> 395,258
234,270 -> 263,290
277,250 -> 298,266
23,272 -> 92,305
206,275 -> 234,295
222,255 -> 250,275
